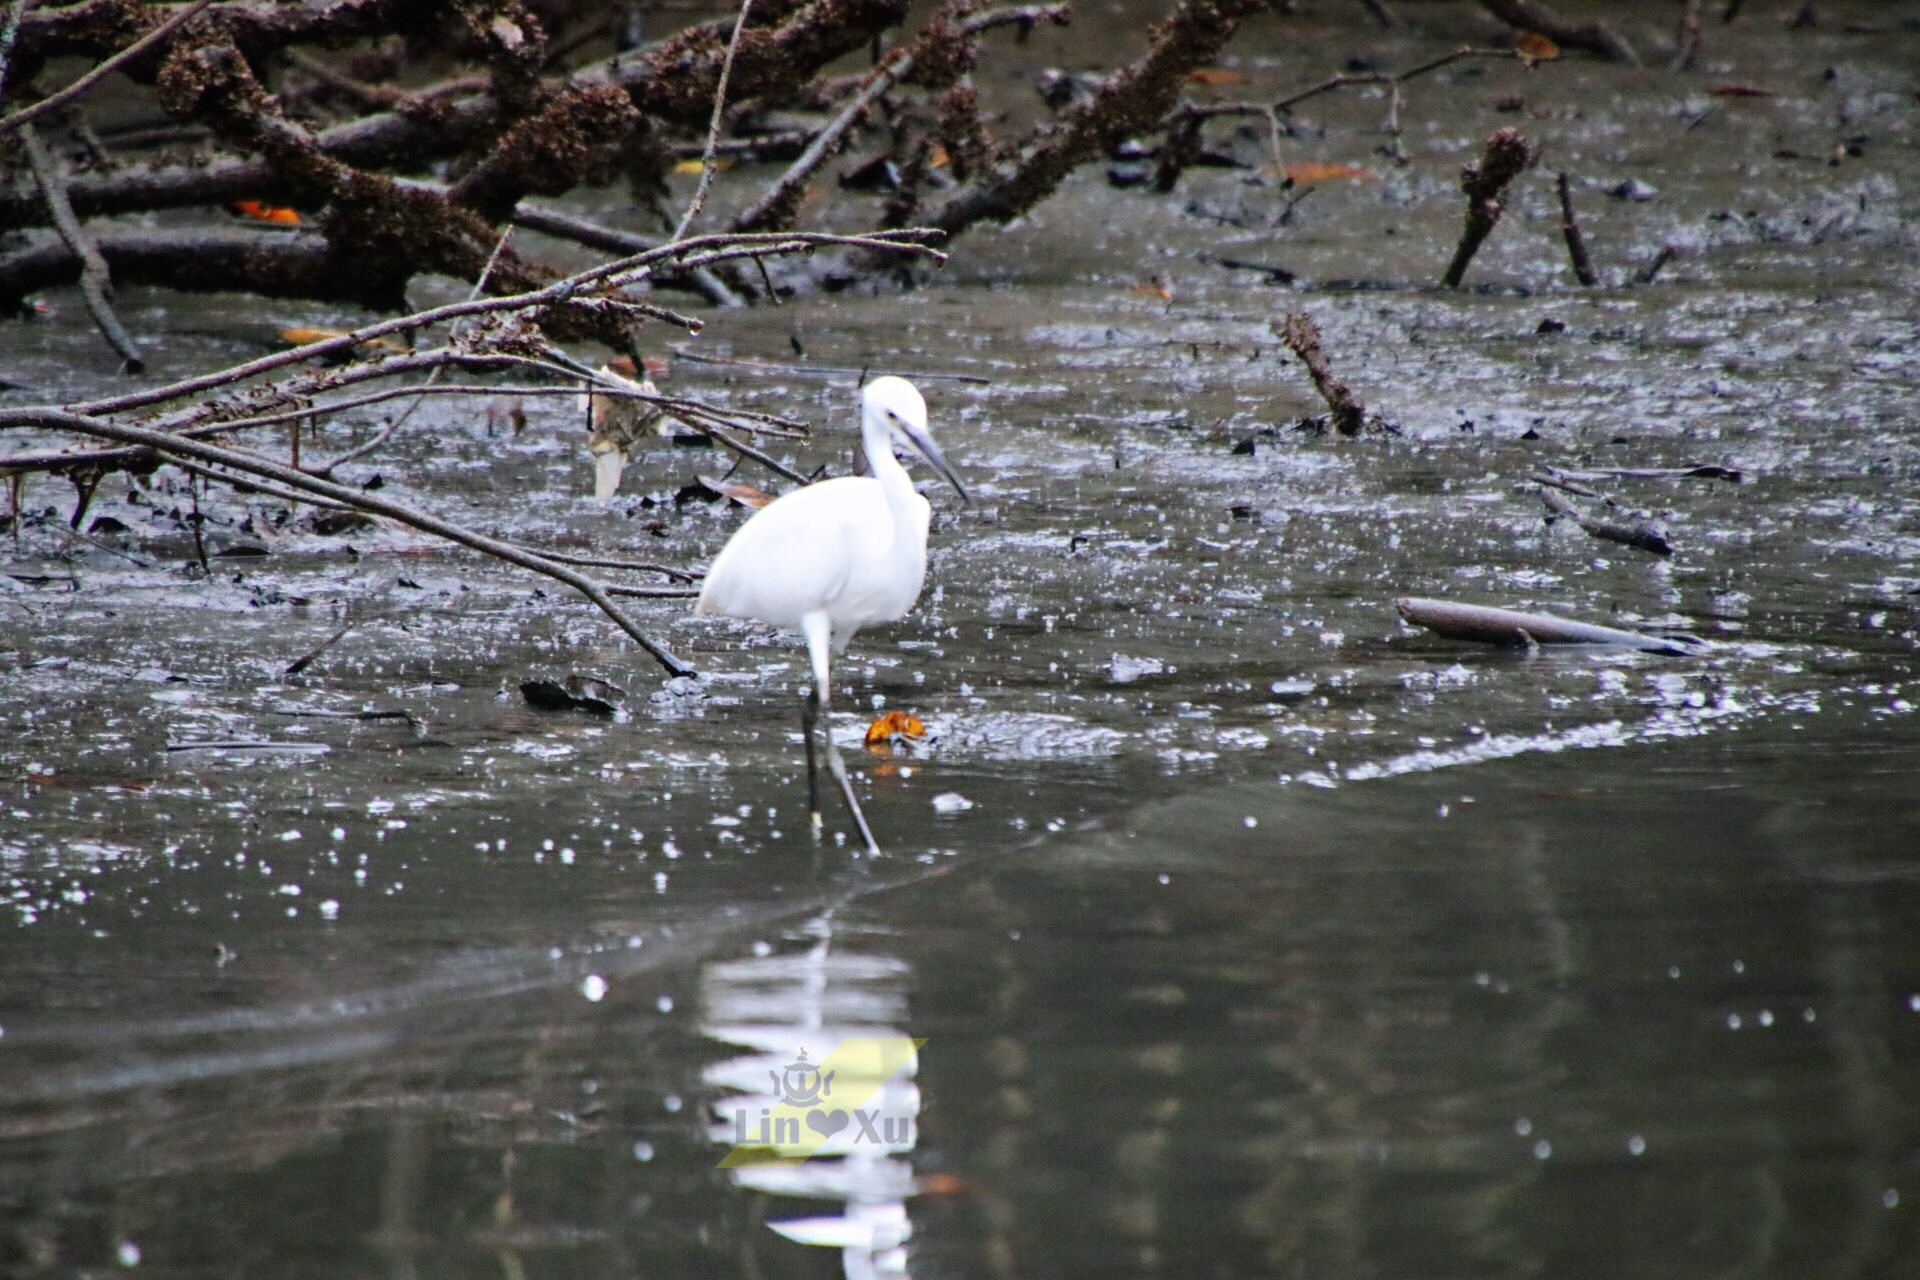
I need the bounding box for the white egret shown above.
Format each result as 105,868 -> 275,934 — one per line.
695,376 -> 968,853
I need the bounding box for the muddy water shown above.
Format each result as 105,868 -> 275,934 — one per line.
4,3 -> 1920,1276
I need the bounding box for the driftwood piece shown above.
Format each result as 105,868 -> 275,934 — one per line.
1550,464 -> 1742,484
1442,127 -> 1537,288
1541,487 -> 1673,556
1396,597 -> 1706,654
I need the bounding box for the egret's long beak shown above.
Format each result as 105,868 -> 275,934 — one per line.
904,425 -> 970,505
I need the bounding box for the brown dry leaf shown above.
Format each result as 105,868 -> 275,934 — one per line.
1709,83 -> 1774,97
1283,161 -> 1377,186
864,710 -> 929,748
607,355 -> 672,378
1188,68 -> 1247,85
928,142 -> 951,169
697,475 -> 775,508
1515,31 -> 1560,62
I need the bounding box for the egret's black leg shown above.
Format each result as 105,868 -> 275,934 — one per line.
801,688 -> 823,840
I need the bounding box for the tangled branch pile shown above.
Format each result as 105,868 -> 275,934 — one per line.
0,0 -> 1310,339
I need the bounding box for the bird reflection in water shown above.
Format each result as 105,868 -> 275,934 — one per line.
702,913 -> 923,1279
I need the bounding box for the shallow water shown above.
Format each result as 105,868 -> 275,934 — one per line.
4,2 -> 1920,1275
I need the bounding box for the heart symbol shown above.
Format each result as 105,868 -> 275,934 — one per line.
807,1108 -> 849,1137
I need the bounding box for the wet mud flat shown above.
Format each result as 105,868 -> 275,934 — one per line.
4,3 -> 1920,1276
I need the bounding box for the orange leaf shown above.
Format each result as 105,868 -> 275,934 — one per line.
928,141 -> 951,169
607,355 -> 671,377
697,475 -> 774,508
1188,68 -> 1247,86
918,1173 -> 971,1196
231,200 -> 301,224
1130,276 -> 1173,300
864,710 -> 928,747
1709,83 -> 1773,97
278,326 -> 407,354
1283,161 -> 1376,186
1515,31 -> 1560,62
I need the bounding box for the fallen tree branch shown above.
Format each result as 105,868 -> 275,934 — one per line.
730,3 -> 1071,234
1477,0 -> 1639,64
0,405 -> 698,677
929,0 -> 1266,238
19,123 -> 146,373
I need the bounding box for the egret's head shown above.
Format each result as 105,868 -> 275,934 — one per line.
862,375 -> 969,503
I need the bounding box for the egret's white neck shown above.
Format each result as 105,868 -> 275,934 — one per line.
861,408 -> 915,505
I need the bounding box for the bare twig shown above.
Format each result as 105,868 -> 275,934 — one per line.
1,0 -> 216,136
509,204 -> 744,307
1633,244 -> 1679,285
521,551 -> 701,581
21,123 -> 145,373
670,0 -> 755,243
1443,127 -> 1537,288
606,584 -> 703,598
706,425 -> 809,486
671,346 -> 989,384
286,614 -> 355,675
1556,171 -> 1597,286
1163,47 -> 1526,185
0,407 -> 697,677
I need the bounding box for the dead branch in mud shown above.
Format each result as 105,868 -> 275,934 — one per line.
1442,127 -> 1537,288
1540,487 -> 1673,557
1275,312 -> 1376,436
1555,171 -> 1597,286
1477,0 -> 1639,65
